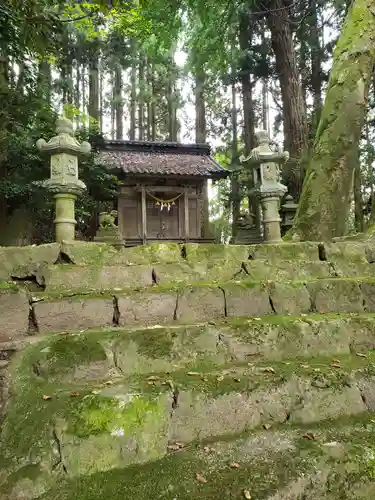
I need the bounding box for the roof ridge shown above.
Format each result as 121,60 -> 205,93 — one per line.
103,140 -> 211,156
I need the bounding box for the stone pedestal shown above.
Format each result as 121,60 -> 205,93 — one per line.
94,227 -> 122,245
36,116 -> 90,242
260,190 -> 285,243
94,211 -> 123,247
54,193 -> 77,242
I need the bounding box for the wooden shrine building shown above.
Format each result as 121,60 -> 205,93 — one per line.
98,140 -> 228,246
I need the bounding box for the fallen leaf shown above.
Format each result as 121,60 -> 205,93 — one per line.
147,375 -> 160,381
42,395 -> 52,401
332,359 -> 341,364
300,364 -> 309,369
187,372 -> 200,376
201,377 -> 208,382
356,353 -> 367,358
195,472 -> 208,484
262,367 -> 276,374
233,377 -> 241,382
167,444 -> 181,452
331,362 -> 341,368
229,462 -> 240,469
243,489 -> 252,499
216,375 -> 224,382
105,380 -> 113,385
69,392 -> 80,397
302,432 -> 315,440
254,317 -> 261,321
263,423 -> 271,430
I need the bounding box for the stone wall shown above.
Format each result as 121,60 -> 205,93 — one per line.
1,240 -> 375,499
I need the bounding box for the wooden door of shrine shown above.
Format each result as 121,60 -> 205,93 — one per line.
146,198 -> 180,239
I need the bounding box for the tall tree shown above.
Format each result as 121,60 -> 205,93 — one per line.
265,0 -> 309,199
290,0 -> 375,241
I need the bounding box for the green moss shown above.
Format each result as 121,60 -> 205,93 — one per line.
34,275 -> 375,304
39,446 -> 308,500
125,327 -> 174,359
125,350 -> 375,398
66,391 -> 165,439
60,241 -> 118,267
1,464 -> 42,492
37,410 -> 375,500
40,335 -> 107,375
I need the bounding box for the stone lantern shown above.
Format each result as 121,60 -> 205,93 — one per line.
239,130 -> 288,243
36,116 -> 91,242
281,194 -> 298,236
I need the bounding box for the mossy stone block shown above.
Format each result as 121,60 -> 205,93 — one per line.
0,244 -> 60,280
268,282 -> 311,315
43,265 -> 153,292
34,297 -> 114,334
117,291 -> 177,327
0,288 -> 29,342
184,243 -> 250,263
307,279 -> 364,313
248,242 -> 319,261
60,241 -> 118,266
111,243 -> 182,265
176,286 -> 225,323
223,282 -> 272,317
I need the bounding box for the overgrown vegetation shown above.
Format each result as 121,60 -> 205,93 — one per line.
2,0 -> 375,243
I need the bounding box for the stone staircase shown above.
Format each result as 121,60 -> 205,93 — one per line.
1,240 -> 375,499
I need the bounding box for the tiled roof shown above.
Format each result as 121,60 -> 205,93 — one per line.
97,140 -> 228,178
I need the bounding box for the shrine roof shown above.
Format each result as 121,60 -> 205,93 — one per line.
97,140 -> 229,178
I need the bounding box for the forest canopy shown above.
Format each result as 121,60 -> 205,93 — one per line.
0,0 -> 373,243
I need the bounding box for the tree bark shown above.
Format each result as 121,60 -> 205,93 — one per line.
167,57 -> 178,142
99,64 -> 104,134
239,14 -> 260,231
81,65 -> 86,115
290,0 -> 375,241
74,63 -> 81,127
354,157 -> 364,232
266,0 -> 308,200
129,40 -> 137,140
231,76 -> 240,240
194,65 -> 207,143
115,64 -> 123,139
309,0 -> 323,136
88,52 -> 100,124
111,72 -> 116,139
37,60 -> 51,104
138,53 -> 145,140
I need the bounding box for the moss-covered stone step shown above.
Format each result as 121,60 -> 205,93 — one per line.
18,314 -> 375,381
3,347 -> 375,483
2,351 -> 375,498
1,240 -> 375,282
11,413 -> 375,500
26,277 -> 375,334
0,285 -> 30,342
38,257 -> 375,293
